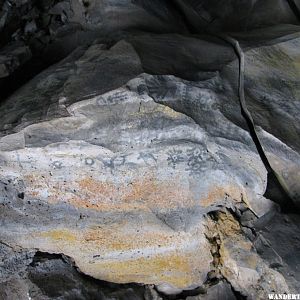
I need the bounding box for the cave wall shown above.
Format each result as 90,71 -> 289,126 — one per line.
0,1 -> 300,300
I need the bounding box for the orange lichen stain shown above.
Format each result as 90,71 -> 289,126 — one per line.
25,172 -> 248,214
88,251 -> 195,288
68,195 -> 148,212
200,185 -> 243,207
67,175 -> 194,212
29,191 -> 39,197
39,229 -> 77,243
79,178 -> 116,199
122,176 -> 193,208
33,226 -> 187,260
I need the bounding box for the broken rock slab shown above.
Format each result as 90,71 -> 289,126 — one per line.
0,72 -> 283,297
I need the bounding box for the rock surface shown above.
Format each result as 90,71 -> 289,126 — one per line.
0,1 -> 300,300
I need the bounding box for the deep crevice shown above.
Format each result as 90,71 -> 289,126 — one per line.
227,281 -> 247,300
223,36 -> 299,214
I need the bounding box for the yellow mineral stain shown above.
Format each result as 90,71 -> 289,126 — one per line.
159,105 -> 183,118
32,226 -> 203,289
245,253 -> 259,269
217,211 -> 241,236
83,228 -> 179,251
134,102 -> 183,119
88,251 -> 196,288
205,211 -> 259,273
39,229 -> 77,243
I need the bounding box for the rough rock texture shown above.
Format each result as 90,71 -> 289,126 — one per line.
0,251 -> 146,300
0,1 -> 300,300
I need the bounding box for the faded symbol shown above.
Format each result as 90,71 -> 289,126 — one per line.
97,91 -> 128,106
98,155 -> 127,173
85,157 -> 95,166
52,161 -> 63,169
137,83 -> 148,96
146,76 -> 178,101
186,148 -> 214,175
167,149 -> 185,169
138,152 -> 157,165
109,91 -> 128,102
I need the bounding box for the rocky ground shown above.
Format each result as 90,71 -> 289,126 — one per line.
0,1 -> 300,299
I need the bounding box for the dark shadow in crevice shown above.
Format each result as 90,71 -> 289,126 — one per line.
28,251 -> 146,300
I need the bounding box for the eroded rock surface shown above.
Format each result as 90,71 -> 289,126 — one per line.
0,1 -> 300,300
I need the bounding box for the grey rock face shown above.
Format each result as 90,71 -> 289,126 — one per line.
243,37 -> 300,205
0,40 -> 142,136
254,212 -> 300,292
0,243 -> 35,281
186,282 -> 236,300
128,34 -> 236,80
172,0 -> 299,32
0,1 -> 299,300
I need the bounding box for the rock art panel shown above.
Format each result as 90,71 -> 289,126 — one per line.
0,66 -> 283,295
